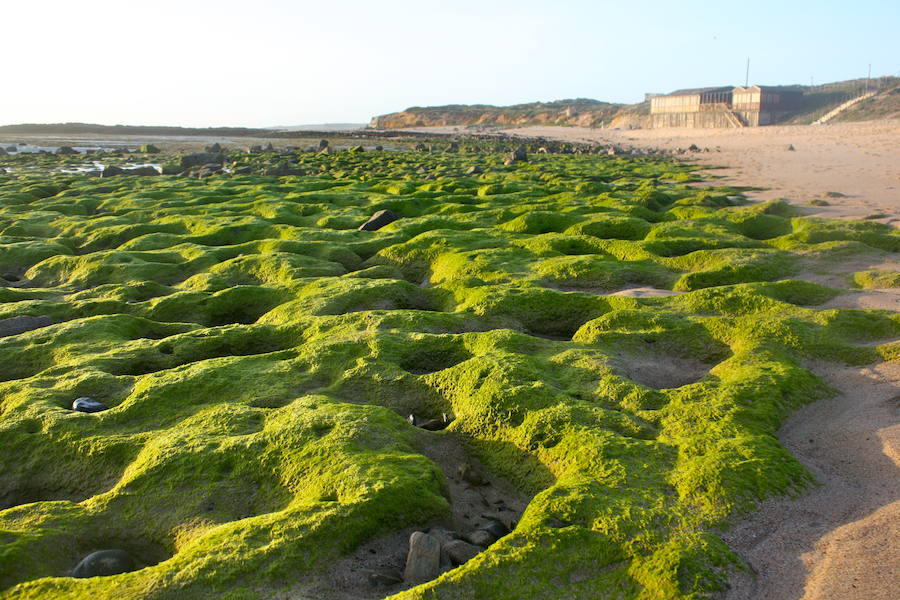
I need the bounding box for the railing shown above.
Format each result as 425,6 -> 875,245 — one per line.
812,91 -> 876,125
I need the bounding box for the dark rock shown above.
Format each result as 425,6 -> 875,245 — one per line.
465,166 -> 484,176
318,139 -> 329,150
445,142 -> 459,153
72,549 -> 136,578
123,166 -> 160,176
687,144 -> 700,152
0,316 -> 53,338
264,143 -> 274,152
205,143 -> 222,153
427,528 -> 460,547
427,528 -> 459,569
508,147 -> 527,162
263,163 -> 293,176
414,143 -> 427,151
403,531 -> 441,583
139,144 -> 161,154
457,462 -> 488,486
787,144 -> 796,151
232,166 -> 253,175
375,145 -> 384,151
358,209 -> 400,231
56,146 -> 78,155
191,164 -> 224,179
72,397 -> 109,413
180,152 -> 223,170
443,539 -> 481,566
483,520 -> 509,539
366,568 -> 403,587
480,510 -> 517,531
4,146 -> 15,152
245,145 -> 263,154
463,528 -> 497,548
417,413 -> 455,431
1,272 -> 19,282
0,148 -> 6,156
101,165 -> 125,178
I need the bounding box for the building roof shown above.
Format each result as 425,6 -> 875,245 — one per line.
734,85 -> 804,94
663,86 -> 733,97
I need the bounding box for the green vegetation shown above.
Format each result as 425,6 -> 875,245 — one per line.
0,147 -> 897,599
853,269 -> 900,289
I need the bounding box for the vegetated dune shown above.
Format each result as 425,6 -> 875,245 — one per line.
369,99 -> 646,129
0,145 -> 898,599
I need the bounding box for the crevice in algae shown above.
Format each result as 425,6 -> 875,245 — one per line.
293,429 -> 532,599
611,352 -> 715,390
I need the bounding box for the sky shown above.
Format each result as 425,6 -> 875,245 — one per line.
3,0 -> 898,127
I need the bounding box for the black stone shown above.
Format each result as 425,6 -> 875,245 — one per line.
123,166 -> 160,176
72,549 -> 136,578
101,165 -> 125,178
358,209 -> 400,232
0,316 -> 53,338
72,397 -> 108,413
180,152 -> 223,170
483,519 -> 509,539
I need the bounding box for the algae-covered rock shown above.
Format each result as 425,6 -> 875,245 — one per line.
0,147 -> 896,599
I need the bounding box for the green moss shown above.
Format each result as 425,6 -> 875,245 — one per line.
0,149 -> 895,599
852,269 -> 900,288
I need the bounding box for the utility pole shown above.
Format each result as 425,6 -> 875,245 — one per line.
745,58 -> 750,87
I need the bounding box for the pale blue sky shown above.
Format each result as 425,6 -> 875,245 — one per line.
3,0 -> 898,127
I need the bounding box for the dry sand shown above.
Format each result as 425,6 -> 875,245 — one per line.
406,121 -> 900,598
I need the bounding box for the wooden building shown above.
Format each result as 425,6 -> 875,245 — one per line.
650,85 -> 804,128
731,85 -> 804,126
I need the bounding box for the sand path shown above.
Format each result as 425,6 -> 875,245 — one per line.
400,121 -> 900,598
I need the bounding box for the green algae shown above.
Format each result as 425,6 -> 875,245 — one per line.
0,148 -> 898,599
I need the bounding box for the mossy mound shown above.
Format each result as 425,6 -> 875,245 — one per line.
0,149 -> 898,599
